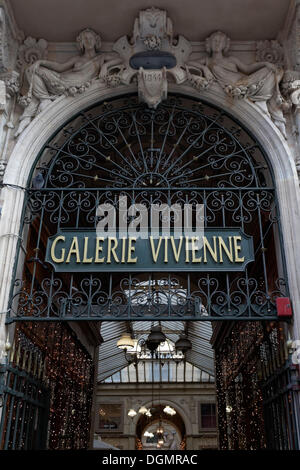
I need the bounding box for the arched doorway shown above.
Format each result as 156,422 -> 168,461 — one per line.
0,93 -> 293,449
7,93 -> 288,322
136,404 -> 186,450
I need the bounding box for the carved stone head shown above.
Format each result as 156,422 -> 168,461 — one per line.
76,28 -> 102,53
206,31 -> 230,56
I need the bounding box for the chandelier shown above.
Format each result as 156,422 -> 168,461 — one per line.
117,323 -> 192,365
119,323 -> 191,421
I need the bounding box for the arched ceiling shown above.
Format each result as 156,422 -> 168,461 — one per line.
10,0 -> 290,42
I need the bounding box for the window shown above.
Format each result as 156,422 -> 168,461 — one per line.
200,403 -> 216,429
98,404 -> 123,432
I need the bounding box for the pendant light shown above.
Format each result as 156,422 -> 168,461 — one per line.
117,333 -> 135,350
138,405 -> 148,414
147,324 -> 166,344
128,409 -> 137,418
175,333 -> 192,354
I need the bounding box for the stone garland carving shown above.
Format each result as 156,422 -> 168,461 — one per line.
14,8 -> 290,139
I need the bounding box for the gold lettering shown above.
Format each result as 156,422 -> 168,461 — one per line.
233,236 -> 245,262
164,237 -> 168,263
107,237 -> 119,263
170,236 -> 183,262
66,237 -> 81,263
127,237 -> 137,263
50,236 -> 65,263
121,237 -> 126,263
218,236 -> 233,263
192,237 -> 202,263
185,236 -> 189,262
203,236 -> 218,263
83,237 -> 92,263
95,237 -> 104,263
149,236 -> 163,263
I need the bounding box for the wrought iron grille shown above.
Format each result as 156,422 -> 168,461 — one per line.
7,94 -> 288,322
0,331 -> 49,449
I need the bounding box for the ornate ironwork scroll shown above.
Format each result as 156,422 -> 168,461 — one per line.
7,94 -> 288,321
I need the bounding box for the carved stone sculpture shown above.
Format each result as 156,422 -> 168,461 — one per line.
281,70 -> 300,170
17,36 -> 48,68
13,13 -> 290,138
186,31 -> 287,137
256,40 -> 284,66
15,28 -> 117,137
99,7 -> 192,109
0,159 -> 6,183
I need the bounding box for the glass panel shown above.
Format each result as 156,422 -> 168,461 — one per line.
201,403 -> 216,429
98,404 -> 123,432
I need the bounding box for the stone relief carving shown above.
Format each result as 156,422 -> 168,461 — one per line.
14,28 -> 117,137
281,70 -> 300,171
281,71 -> 300,109
186,31 -> 288,138
4,71 -> 19,97
0,72 -> 19,130
256,40 -> 284,66
13,9 -> 291,139
0,158 -> 7,183
17,36 -> 48,68
99,7 -> 191,109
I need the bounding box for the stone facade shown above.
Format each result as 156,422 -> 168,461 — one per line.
0,0 -> 300,449
94,382 -> 217,450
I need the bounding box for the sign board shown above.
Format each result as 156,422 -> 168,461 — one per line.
45,228 -> 254,273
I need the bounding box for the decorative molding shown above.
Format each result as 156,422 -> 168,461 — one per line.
0,1 -> 23,74
13,8 -> 292,139
256,40 -> 284,65
3,70 -> 19,97
17,36 -> 48,69
281,70 -> 300,108
100,7 -> 191,109
0,78 -> 5,110
0,158 -> 6,183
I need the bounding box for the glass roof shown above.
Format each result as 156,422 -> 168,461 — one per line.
98,320 -> 214,382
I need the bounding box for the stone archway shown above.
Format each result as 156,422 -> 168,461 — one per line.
0,83 -> 299,349
136,404 -> 186,450
0,85 -> 299,450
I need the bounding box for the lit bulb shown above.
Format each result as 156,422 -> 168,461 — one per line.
128,409 -> 137,418
163,405 -> 176,416
139,406 -> 148,414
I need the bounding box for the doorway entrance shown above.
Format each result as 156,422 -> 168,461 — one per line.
0,93 -> 295,450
